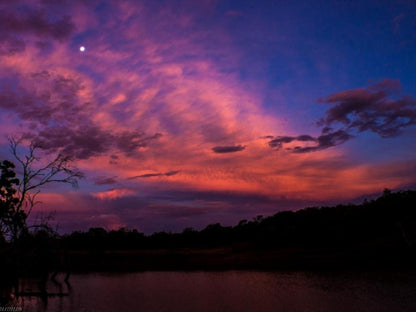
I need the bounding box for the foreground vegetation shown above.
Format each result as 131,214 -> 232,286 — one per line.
1,189 -> 416,271
2,141 -> 413,271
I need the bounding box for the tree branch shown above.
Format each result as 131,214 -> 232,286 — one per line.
3,138 -> 83,241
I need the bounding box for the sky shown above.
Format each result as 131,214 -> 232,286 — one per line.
0,0 -> 415,234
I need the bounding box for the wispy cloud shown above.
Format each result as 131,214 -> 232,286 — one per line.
268,131 -> 351,153
1,0 -> 416,234
92,188 -> 136,200
92,176 -> 118,185
0,70 -> 162,159
0,3 -> 75,56
129,171 -> 180,179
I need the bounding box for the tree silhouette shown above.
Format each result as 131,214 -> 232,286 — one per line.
0,160 -> 20,241
0,138 -> 83,242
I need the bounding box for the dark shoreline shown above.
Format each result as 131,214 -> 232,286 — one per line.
2,245 -> 415,275
2,189 -> 416,276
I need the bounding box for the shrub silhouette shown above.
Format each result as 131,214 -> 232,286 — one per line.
0,139 -> 82,242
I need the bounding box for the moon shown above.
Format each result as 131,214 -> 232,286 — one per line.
80,46 -> 86,52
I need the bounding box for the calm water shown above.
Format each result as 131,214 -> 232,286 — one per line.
2,270 -> 416,312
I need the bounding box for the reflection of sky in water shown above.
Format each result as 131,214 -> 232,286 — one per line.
2,271 -> 416,312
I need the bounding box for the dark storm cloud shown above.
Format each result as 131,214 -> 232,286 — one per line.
268,131 -> 351,153
267,79 -> 416,153
290,130 -> 352,153
26,126 -> 162,160
268,135 -> 316,149
30,125 -> 111,159
318,79 -> 416,138
0,71 -> 88,126
212,145 -> 246,153
0,4 -> 75,55
0,7 -> 75,40
129,170 -> 180,179
0,70 -> 162,159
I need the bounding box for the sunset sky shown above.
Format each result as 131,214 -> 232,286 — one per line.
0,0 -> 415,234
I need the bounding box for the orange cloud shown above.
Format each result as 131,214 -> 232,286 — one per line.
1,0 -> 415,216
92,189 -> 137,201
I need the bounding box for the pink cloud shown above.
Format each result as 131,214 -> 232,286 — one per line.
1,0 -> 415,235
92,189 -> 136,200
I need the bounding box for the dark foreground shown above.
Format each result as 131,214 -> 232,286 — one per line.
2,270 -> 416,312
1,189 -> 416,310
1,189 -> 416,273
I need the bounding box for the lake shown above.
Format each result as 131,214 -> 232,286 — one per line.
3,270 -> 416,312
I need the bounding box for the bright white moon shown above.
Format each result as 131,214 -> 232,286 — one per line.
80,46 -> 85,52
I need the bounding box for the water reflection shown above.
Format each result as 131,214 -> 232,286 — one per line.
1,270 -> 416,312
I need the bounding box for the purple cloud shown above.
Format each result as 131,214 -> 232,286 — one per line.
268,131 -> 351,153
0,4 -> 75,55
129,171 -> 180,179
212,145 -> 246,153
0,70 -> 162,159
24,126 -> 162,160
0,7 -> 74,40
0,35 -> 25,55
268,79 -> 416,153
92,176 -> 118,186
268,135 -> 316,150
318,79 -> 416,138
291,130 -> 352,153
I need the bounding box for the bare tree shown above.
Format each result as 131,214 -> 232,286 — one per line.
1,138 -> 83,241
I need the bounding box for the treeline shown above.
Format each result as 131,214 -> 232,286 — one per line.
8,189 -> 416,252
